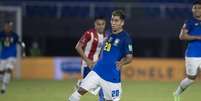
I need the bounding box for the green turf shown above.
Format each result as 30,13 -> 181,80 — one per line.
0,80 -> 201,101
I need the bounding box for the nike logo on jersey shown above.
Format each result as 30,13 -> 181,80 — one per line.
108,37 -> 113,42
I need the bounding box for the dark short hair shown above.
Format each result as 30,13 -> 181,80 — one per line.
94,16 -> 106,21
112,9 -> 126,20
4,21 -> 13,26
193,0 -> 201,5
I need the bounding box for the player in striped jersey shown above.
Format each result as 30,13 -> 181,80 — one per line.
74,16 -> 106,101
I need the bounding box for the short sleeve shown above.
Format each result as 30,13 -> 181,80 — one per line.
123,35 -> 133,55
183,20 -> 193,33
14,33 -> 19,43
78,31 -> 91,47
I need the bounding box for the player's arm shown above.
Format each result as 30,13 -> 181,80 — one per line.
117,35 -> 133,69
116,54 -> 133,68
17,41 -> 25,48
18,41 -> 26,56
75,31 -> 95,68
179,24 -> 201,40
15,34 -> 26,56
75,42 -> 95,68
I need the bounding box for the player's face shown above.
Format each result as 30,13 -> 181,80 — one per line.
111,15 -> 124,32
4,23 -> 12,33
192,4 -> 201,18
95,19 -> 106,34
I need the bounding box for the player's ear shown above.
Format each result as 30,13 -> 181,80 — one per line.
121,20 -> 125,26
94,21 -> 97,27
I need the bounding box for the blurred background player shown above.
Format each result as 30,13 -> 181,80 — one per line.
69,9 -> 133,101
173,1 -> 201,101
74,16 -> 106,101
0,21 -> 25,94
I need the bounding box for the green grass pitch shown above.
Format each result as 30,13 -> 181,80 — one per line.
0,80 -> 201,101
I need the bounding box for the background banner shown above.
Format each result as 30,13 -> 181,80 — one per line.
19,57 -> 201,81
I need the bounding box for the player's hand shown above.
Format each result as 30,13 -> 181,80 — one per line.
116,61 -> 123,71
86,59 -> 95,68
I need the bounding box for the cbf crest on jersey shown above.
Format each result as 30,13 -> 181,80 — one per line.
114,39 -> 120,46
194,22 -> 201,26
195,23 -> 199,26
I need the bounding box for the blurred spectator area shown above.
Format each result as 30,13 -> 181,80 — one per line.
0,1 -> 192,18
0,1 -> 192,57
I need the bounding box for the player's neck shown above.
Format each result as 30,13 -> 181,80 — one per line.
95,29 -> 104,35
97,31 -> 103,35
4,31 -> 12,34
195,16 -> 201,21
112,28 -> 123,34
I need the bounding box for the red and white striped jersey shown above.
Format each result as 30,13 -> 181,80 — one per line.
78,28 -> 105,68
